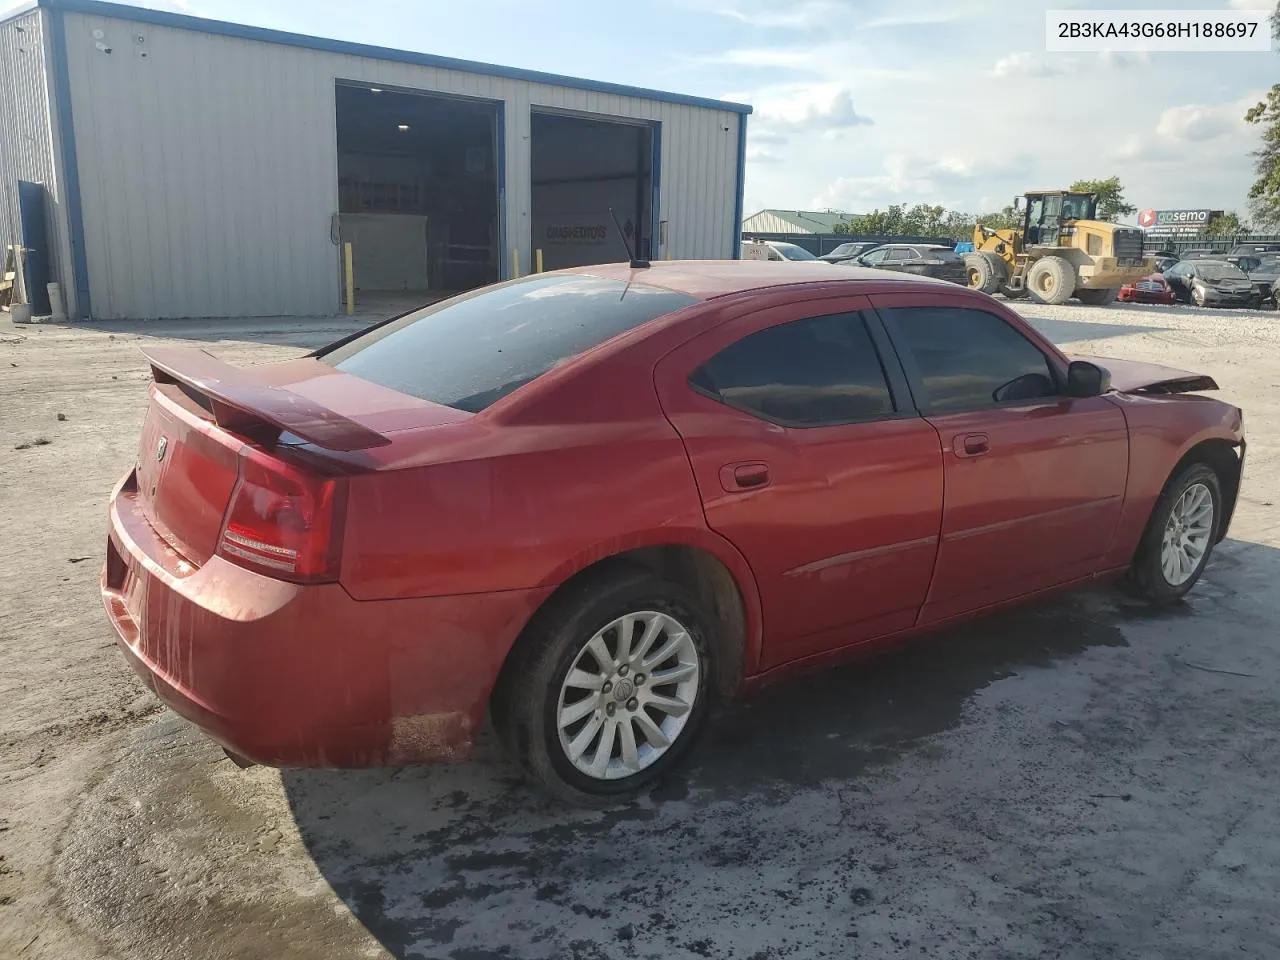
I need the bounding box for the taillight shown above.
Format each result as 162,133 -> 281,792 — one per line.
216,447 -> 346,583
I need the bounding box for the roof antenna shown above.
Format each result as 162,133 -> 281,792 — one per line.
609,207 -> 650,269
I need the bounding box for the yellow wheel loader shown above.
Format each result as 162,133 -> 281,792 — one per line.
963,191 -> 1152,306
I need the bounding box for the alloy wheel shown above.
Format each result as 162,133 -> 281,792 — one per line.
1160,481 -> 1214,587
555,611 -> 701,781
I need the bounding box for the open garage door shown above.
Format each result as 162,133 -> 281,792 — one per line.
530,111 -> 656,270
335,82 -> 502,310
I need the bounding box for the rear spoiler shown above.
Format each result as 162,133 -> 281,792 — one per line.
142,346 -> 391,452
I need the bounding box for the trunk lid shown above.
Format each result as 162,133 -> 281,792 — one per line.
1072,354 -> 1219,395
134,346 -> 467,565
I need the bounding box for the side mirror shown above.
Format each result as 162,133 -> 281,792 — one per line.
1013,196 -> 1026,211
1066,360 -> 1110,397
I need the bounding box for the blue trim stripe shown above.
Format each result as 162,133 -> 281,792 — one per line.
732,113 -> 747,259
651,121 -> 661,259
496,102 -> 508,279
35,0 -> 753,116
46,8 -> 91,317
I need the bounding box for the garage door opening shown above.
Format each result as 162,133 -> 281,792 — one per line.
336,82 -> 501,310
530,112 -> 656,271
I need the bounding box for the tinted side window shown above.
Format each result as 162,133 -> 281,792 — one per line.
883,306 -> 1057,412
691,313 -> 895,426
861,248 -> 888,266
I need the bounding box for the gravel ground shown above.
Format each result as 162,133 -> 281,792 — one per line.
1,297 -> 1278,960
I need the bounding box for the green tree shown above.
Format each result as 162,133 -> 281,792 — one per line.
975,205 -> 1021,231
1068,176 -> 1136,221
1204,211 -> 1250,236
1245,5 -> 1280,227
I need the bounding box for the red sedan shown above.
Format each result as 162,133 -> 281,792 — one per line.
102,262 -> 1245,805
1118,273 -> 1176,305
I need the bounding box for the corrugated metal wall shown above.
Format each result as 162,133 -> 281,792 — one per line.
60,10 -> 741,319
0,9 -> 74,315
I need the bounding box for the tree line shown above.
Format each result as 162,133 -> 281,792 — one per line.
831,172 -> 1262,240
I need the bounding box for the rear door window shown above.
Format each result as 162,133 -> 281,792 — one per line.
318,275 -> 696,412
689,312 -> 896,426
880,305 -> 1058,412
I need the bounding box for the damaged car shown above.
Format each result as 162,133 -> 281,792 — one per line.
102,261 -> 1244,805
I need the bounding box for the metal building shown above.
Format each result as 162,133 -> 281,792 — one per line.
0,0 -> 751,320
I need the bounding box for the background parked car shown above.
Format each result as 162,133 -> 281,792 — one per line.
1163,259 -> 1259,308
1118,273 -> 1175,305
818,241 -> 879,264
1179,248 -> 1229,260
855,243 -> 968,284
1228,243 -> 1280,258
1236,255 -> 1280,308
741,239 -> 818,262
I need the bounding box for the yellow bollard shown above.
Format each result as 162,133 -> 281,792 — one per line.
343,242 -> 354,315
535,248 -> 544,273
511,248 -> 521,279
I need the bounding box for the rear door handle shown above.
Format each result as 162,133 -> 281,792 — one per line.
719,461 -> 771,492
953,433 -> 990,458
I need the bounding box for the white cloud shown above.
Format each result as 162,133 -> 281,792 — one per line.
991,52 -> 1067,78
1098,50 -> 1149,69
700,0 -> 841,30
746,146 -> 783,164
754,87 -> 874,136
1155,95 -> 1260,143
813,153 -> 1035,210
718,1 -> 1275,215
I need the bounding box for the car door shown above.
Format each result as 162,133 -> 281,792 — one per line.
871,293 -> 1129,623
654,296 -> 944,669
879,247 -> 914,273
1164,263 -> 1192,300
859,247 -> 889,269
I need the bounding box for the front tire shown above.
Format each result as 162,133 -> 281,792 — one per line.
492,567 -> 714,806
1129,463 -> 1221,605
964,252 -> 1004,294
1026,256 -> 1075,305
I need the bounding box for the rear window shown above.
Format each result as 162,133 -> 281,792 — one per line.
921,248 -> 960,261
319,275 -> 696,412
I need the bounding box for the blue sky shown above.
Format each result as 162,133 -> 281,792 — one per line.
11,0 -> 1278,221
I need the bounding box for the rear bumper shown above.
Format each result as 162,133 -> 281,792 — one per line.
101,471 -> 549,767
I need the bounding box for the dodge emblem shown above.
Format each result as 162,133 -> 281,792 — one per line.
156,436 -> 168,462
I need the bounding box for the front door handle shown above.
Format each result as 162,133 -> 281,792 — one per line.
719,461 -> 771,492
953,433 -> 990,458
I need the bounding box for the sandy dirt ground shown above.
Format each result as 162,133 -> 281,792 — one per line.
1,298 -> 1278,960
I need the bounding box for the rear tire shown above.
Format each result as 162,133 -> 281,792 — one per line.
999,283 -> 1028,300
1026,256 -> 1075,305
1077,287 -> 1120,306
964,252 -> 1004,294
1128,463 -> 1221,605
491,567 -> 714,806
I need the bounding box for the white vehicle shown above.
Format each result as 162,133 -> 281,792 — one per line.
740,239 -> 819,262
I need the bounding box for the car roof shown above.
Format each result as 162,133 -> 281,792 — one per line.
558,260 -> 955,299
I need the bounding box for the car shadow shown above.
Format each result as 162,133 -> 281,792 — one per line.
278,543 -> 1270,960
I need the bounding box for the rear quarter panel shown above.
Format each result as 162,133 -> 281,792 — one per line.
336,297 -> 763,609
1101,392 -> 1244,567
